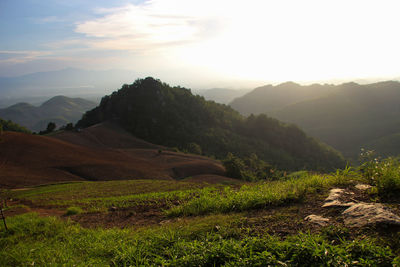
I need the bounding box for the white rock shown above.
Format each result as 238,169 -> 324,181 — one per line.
342,203 -> 400,227
355,184 -> 372,191
325,188 -> 345,202
305,214 -> 330,226
322,200 -> 356,208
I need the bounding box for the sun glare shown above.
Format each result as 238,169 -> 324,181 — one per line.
168,0 -> 400,83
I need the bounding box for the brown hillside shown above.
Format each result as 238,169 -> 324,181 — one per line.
0,124 -> 226,188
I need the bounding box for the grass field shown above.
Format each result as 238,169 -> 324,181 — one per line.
1,212 -> 399,266
8,180 -> 216,212
2,166 -> 400,266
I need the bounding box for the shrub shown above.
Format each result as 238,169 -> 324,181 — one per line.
374,158 -> 400,197
187,142 -> 202,155
65,206 -> 82,216
222,153 -> 247,180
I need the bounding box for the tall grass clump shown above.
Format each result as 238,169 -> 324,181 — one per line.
167,173 -> 335,217
360,151 -> 400,198
332,164 -> 359,186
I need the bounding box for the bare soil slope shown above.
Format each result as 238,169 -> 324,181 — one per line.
0,123 -> 226,188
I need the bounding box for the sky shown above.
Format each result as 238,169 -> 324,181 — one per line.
1,0 -> 400,88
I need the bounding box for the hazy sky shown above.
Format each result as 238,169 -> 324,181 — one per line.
1,0 -> 400,87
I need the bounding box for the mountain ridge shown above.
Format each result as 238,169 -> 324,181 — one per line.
230,81 -> 400,158
0,95 -> 97,132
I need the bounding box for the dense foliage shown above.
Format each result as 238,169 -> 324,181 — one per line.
77,77 -> 344,171
0,117 -> 31,133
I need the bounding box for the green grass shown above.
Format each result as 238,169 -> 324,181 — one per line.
10,180 -> 217,212
0,213 -> 398,266
167,173 -> 352,217
2,165 -> 400,266
65,206 -> 83,216
10,173 -> 360,216
12,180 -> 208,200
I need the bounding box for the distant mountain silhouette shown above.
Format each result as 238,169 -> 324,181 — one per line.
230,82 -> 335,115
0,95 -> 97,132
77,77 -> 344,171
230,81 -> 400,158
0,68 -> 136,103
194,88 -> 251,104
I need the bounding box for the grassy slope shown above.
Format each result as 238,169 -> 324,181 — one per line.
2,165 -> 400,265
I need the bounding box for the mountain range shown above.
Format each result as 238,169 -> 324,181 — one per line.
0,95 -> 97,132
230,81 -> 400,158
194,88 -> 251,104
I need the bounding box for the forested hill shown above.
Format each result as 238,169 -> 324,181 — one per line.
77,77 -> 344,171
230,81 -> 400,158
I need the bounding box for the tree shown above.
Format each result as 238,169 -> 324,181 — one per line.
46,122 -> 56,133
39,122 -> 56,135
65,123 -> 74,131
187,142 -> 202,155
223,153 -> 245,179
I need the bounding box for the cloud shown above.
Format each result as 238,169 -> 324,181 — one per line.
74,1 -> 225,51
0,50 -> 53,64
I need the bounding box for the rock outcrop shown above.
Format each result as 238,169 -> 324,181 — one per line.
305,185 -> 400,228
322,188 -> 355,208
342,203 -> 400,227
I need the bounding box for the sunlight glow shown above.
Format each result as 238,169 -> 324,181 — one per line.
4,0 -> 400,84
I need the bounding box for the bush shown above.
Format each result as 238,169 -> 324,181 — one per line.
65,206 -> 82,216
187,142 -> 202,155
222,153 -> 247,180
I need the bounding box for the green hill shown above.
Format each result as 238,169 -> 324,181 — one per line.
0,95 -> 97,132
77,77 -> 344,171
230,81 -> 400,159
